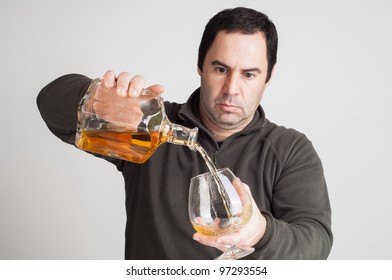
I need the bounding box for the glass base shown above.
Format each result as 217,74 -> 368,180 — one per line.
214,245 -> 255,260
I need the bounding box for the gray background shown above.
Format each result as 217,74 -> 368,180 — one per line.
1,0 -> 391,259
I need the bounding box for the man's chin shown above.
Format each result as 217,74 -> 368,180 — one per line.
216,116 -> 243,128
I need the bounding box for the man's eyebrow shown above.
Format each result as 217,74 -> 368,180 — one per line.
243,67 -> 262,73
211,60 -> 231,69
211,60 -> 262,73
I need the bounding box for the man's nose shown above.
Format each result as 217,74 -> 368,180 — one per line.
224,73 -> 240,95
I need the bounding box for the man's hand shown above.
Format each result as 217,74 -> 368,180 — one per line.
91,70 -> 165,128
192,181 -> 267,253
102,70 -> 164,97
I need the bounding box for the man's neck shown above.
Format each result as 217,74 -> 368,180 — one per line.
201,116 -> 248,142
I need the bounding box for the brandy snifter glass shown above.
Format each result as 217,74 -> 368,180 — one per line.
188,168 -> 255,260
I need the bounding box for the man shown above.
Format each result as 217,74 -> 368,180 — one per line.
37,7 -> 332,259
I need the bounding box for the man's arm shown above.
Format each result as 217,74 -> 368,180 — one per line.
37,74 -> 92,144
254,132 -> 333,259
194,132 -> 333,259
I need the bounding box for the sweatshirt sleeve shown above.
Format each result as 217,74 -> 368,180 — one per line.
36,73 -> 92,144
252,130 -> 333,259
37,74 -> 126,170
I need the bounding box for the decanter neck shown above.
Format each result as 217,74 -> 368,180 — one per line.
163,118 -> 199,151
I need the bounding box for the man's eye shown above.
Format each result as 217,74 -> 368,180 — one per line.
216,67 -> 226,74
243,72 -> 255,79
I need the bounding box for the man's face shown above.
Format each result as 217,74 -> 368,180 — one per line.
198,31 -> 272,138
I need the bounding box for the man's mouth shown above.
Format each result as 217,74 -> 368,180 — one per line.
217,103 -> 239,112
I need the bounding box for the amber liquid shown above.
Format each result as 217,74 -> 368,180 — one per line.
77,130 -> 167,163
191,204 -> 252,236
78,129 -> 246,236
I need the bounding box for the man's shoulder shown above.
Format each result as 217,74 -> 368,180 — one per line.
262,119 -> 312,154
264,119 -> 305,140
164,101 -> 183,122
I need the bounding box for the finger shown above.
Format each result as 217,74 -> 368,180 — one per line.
102,70 -> 116,88
215,232 -> 245,248
237,178 -> 250,192
135,84 -> 166,102
116,72 -> 132,96
231,178 -> 253,211
193,233 -> 228,253
128,74 -> 146,97
146,84 -> 165,95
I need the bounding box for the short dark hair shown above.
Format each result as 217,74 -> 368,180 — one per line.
197,7 -> 278,82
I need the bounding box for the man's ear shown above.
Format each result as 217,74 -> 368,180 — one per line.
197,66 -> 202,76
265,65 -> 276,87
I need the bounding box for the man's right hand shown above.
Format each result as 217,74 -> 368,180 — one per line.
91,70 -> 165,129
102,70 -> 165,97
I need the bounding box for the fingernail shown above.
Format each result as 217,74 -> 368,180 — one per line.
129,88 -> 138,97
117,87 -> 126,96
105,80 -> 114,88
